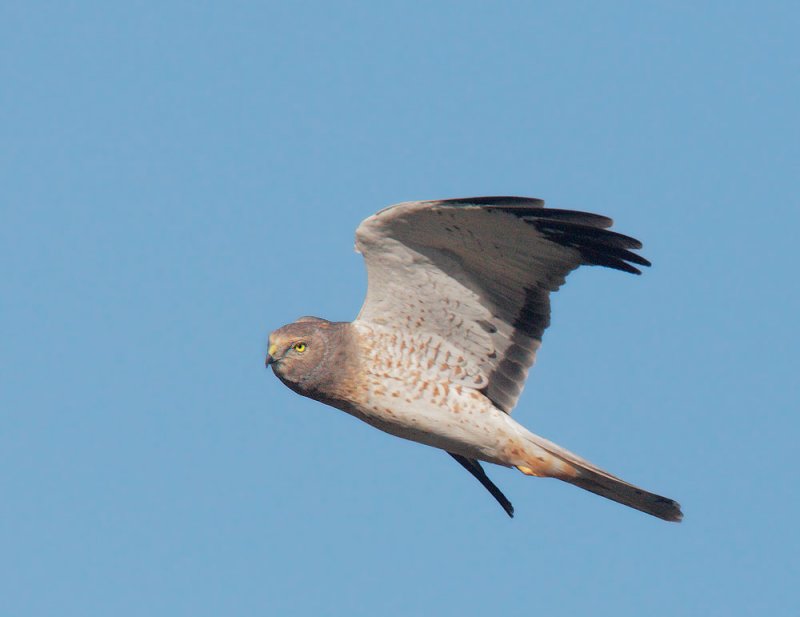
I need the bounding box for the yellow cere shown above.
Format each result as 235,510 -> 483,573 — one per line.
268,343 -> 278,356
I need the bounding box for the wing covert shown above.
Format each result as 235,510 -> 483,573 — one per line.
354,197 -> 649,413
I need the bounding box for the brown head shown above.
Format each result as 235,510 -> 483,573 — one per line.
266,316 -> 360,403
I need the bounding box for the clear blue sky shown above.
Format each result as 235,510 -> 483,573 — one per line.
2,2 -> 798,615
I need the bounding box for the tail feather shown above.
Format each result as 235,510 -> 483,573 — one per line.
521,434 -> 683,522
567,467 -> 683,522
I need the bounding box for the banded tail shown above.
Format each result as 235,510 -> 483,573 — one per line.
518,433 -> 683,522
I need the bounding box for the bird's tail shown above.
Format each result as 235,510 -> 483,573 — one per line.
517,433 -> 683,522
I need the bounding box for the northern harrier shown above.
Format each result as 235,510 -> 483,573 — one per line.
266,197 -> 682,522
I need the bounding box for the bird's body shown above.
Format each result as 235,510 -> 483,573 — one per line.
267,197 -> 682,522
353,322 -> 512,460
347,321 -> 569,477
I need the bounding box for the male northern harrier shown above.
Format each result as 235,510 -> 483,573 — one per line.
266,197 -> 682,522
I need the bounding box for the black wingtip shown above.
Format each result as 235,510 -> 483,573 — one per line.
449,453 -> 514,518
429,198 -> 649,273
532,219 -> 651,274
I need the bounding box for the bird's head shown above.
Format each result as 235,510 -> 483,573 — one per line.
265,316 -> 347,394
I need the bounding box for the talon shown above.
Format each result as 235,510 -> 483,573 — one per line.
516,465 -> 540,476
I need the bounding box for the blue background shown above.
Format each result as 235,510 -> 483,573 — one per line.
2,2 -> 798,615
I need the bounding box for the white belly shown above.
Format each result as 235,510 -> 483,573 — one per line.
349,370 -> 522,465
346,322 -> 532,464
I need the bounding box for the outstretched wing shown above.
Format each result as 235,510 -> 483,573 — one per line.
354,196 -> 649,414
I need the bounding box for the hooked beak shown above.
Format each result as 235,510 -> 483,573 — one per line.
265,343 -> 278,367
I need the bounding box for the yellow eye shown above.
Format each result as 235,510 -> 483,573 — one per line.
292,342 -> 307,353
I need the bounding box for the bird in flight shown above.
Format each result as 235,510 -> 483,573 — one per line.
266,196 -> 682,522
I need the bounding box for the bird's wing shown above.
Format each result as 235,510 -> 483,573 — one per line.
448,453 -> 514,517
354,196 -> 649,413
